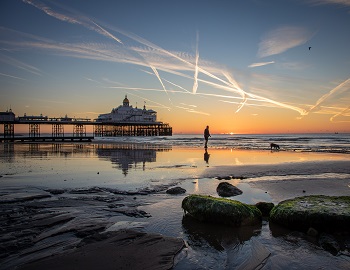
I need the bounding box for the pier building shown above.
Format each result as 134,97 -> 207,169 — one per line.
94,95 -> 172,137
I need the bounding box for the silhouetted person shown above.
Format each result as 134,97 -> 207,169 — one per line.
204,149 -> 210,164
204,125 -> 211,148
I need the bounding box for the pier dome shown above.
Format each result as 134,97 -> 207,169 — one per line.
123,95 -> 130,107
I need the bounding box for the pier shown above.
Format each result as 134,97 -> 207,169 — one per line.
1,96 -> 172,142
0,112 -> 172,143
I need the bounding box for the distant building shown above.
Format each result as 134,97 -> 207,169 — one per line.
96,95 -> 158,123
0,109 -> 15,122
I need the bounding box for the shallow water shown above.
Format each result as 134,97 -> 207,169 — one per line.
1,142 -> 350,269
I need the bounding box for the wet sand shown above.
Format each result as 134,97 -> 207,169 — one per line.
202,160 -> 350,202
1,145 -> 350,269
19,230 -> 185,270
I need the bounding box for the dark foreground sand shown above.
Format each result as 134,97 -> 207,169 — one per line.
19,230 -> 185,270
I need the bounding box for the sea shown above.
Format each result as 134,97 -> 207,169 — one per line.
94,133 -> 350,154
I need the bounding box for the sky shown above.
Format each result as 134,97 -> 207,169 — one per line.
1,0 -> 350,134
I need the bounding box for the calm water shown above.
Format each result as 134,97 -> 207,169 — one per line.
1,134 -> 350,269
95,133 -> 350,153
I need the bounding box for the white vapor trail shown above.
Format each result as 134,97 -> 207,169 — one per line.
90,21 -> 123,44
126,92 -> 171,110
0,53 -> 42,76
222,72 -> 247,113
149,65 -> 172,104
192,31 -> 199,94
330,105 -> 350,122
248,61 -> 275,68
303,77 -> 350,116
0,72 -> 26,80
23,0 -> 123,44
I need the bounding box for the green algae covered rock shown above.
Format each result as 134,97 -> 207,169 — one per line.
270,195 -> 350,232
255,202 -> 275,217
182,194 -> 262,227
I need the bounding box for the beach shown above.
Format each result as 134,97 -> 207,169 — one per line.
1,140 -> 350,269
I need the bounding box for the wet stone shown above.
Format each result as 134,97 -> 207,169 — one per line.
216,182 -> 243,197
166,187 -> 186,195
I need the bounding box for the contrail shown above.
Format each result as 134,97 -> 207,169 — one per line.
149,65 -> 172,104
223,72 -> 247,113
0,72 -> 26,80
304,77 -> 350,116
192,31 -> 199,94
248,61 -> 275,68
23,0 -> 123,44
163,78 -> 191,93
0,54 -> 42,76
90,20 -> 123,44
84,77 -> 104,85
330,105 -> 350,123
126,92 -> 171,110
248,92 -> 308,115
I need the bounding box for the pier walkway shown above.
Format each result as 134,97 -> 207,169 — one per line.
0,116 -> 172,142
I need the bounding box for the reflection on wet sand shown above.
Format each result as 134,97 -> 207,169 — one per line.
3,143 -> 172,176
204,149 -> 210,164
96,144 -> 171,176
182,215 -> 261,251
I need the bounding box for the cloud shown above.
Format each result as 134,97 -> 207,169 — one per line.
308,0 -> 350,7
258,26 -> 313,58
248,61 -> 275,68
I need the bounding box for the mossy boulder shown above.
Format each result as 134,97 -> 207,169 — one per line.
270,195 -> 350,232
182,194 -> 262,227
255,202 -> 274,217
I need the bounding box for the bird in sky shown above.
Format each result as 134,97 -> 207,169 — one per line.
309,46 -> 312,50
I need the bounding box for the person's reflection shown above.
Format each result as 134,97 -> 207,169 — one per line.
204,149 -> 210,164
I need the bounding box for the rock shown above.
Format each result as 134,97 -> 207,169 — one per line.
319,233 -> 340,255
255,202 -> 274,217
270,195 -> 350,232
46,189 -> 65,195
216,182 -> 243,197
182,194 -> 262,227
166,187 -> 186,195
307,227 -> 318,237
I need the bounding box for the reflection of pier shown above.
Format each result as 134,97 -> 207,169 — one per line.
96,144 -> 171,176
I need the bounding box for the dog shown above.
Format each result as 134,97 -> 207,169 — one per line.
270,143 -> 280,150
